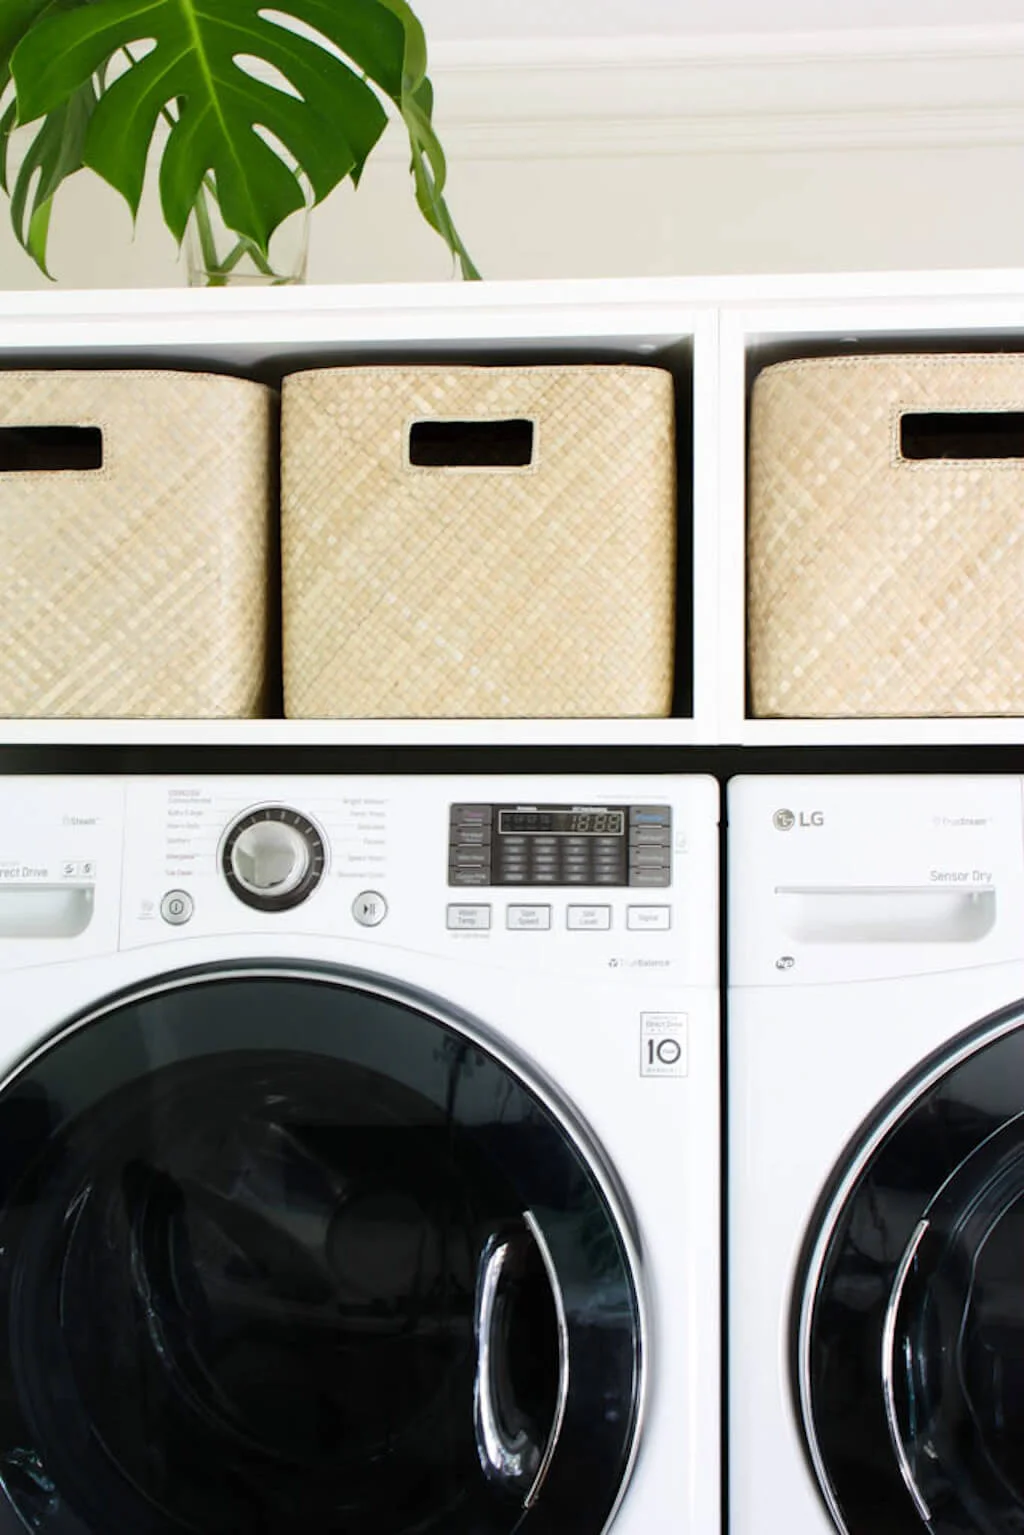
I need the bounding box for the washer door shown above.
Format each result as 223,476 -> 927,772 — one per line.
0,966 -> 641,1535
800,1002 -> 1024,1535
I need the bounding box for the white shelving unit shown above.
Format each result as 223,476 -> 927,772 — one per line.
2,268 -> 1024,747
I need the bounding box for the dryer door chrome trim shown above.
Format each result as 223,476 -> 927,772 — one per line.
796,997 -> 1024,1535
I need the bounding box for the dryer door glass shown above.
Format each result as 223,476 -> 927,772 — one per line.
801,1004 -> 1024,1535
0,969 -> 641,1535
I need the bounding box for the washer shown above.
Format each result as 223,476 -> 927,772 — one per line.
727,774 -> 1024,1535
0,772 -> 719,1535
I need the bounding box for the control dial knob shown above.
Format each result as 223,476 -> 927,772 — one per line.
222,807 -> 325,912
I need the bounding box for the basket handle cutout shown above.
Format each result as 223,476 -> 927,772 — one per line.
408,418 -> 534,468
0,425 -> 102,472
900,411 -> 1024,461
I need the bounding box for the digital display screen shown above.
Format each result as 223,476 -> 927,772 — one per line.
498,810 -> 625,836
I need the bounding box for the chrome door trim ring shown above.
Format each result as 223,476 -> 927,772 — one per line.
796,996 -> 1024,1535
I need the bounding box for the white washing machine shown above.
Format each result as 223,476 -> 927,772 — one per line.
0,772 -> 719,1535
728,774 -> 1024,1535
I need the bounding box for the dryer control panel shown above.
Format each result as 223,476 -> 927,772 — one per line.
729,774 -> 1024,986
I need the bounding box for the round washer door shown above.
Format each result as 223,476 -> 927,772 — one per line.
799,1002 -> 1024,1535
0,966 -> 641,1535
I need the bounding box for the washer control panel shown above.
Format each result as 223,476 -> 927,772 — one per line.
0,777 -> 716,985
448,804 -> 672,888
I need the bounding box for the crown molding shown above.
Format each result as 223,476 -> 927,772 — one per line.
385,24 -> 1024,159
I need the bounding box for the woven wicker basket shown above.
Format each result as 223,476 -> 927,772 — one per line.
748,354 -> 1024,718
281,365 -> 676,718
0,371 -> 274,718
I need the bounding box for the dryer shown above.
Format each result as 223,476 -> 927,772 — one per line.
0,772 -> 719,1535
728,774 -> 1024,1535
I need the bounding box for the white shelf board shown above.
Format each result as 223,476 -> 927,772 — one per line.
0,718 -> 712,749
739,717 -> 1024,747
4,269 -> 1024,355
0,280 -> 708,362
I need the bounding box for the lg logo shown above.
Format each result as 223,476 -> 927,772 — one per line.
773,808 -> 824,830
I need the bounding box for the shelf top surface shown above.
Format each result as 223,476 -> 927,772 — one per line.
2,267 -> 1024,330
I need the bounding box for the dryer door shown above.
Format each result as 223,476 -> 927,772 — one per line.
800,1001 -> 1024,1535
0,965 -> 641,1535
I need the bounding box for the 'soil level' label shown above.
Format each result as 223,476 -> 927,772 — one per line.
640,1012 -> 688,1077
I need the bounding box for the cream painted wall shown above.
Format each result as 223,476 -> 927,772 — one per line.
3,25 -> 1024,289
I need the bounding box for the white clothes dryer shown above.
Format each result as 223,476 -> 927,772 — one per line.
0,772 -> 719,1535
728,774 -> 1024,1535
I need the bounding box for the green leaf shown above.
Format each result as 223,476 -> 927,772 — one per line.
0,0 -> 96,267
374,0 -> 480,279
0,98 -> 19,197
11,0 -> 397,252
375,0 -> 428,91
405,99 -> 480,281
0,0 -> 57,82
9,77 -> 96,275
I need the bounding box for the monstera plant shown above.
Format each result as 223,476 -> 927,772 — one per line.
0,0 -> 478,283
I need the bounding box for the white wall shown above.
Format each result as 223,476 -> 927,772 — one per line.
3,23 -> 1024,289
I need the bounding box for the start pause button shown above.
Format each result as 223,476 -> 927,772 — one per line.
640,1012 -> 688,1077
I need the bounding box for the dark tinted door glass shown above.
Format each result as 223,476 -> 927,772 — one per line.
0,968 -> 640,1535
802,1005 -> 1024,1535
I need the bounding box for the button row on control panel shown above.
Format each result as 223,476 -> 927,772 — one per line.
446,904 -> 671,931
157,889 -> 389,928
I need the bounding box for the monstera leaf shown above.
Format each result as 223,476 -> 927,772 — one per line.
1,0 -> 96,274
8,0 -> 478,276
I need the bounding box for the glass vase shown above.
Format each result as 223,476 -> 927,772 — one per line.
184,186 -> 310,287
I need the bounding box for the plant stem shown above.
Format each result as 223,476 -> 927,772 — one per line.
191,183 -> 226,285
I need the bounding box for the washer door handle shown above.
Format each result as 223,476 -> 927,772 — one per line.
473,1210 -> 569,1507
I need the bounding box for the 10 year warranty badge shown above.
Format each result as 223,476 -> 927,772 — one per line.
640,1013 -> 688,1077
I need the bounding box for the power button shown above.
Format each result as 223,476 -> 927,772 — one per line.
160,890 -> 194,926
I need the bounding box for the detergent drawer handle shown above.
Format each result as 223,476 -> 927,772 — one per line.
473,1209 -> 570,1507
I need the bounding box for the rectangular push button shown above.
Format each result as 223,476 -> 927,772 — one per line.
447,904 -> 491,930
507,905 -> 552,931
454,825 -> 488,845
567,905 -> 612,931
631,846 -> 670,868
631,825 -> 671,845
629,868 -> 671,888
627,905 -> 671,930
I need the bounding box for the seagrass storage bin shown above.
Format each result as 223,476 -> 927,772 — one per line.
748,354 -> 1024,718
0,371 -> 274,717
281,365 -> 676,718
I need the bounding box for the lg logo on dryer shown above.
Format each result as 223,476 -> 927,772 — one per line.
772,808 -> 824,830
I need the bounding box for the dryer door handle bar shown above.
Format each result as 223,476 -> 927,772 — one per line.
881,1216 -> 933,1525
472,1210 -> 569,1508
